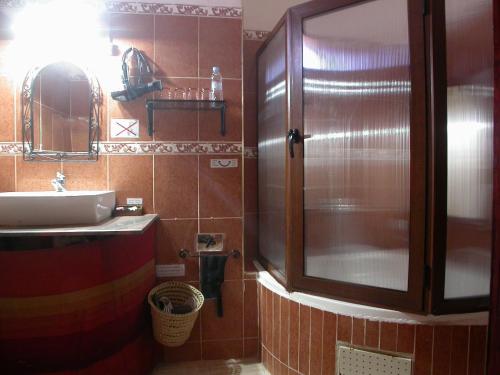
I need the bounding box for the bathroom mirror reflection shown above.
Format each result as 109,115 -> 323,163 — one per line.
21,61 -> 101,161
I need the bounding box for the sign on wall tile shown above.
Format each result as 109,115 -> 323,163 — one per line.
210,159 -> 238,168
111,119 -> 140,138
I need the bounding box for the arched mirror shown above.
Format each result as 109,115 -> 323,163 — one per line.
21,61 -> 101,161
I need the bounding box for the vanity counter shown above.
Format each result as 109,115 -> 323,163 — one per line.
0,214 -> 159,236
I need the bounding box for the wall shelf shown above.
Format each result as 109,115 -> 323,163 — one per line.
145,99 -> 227,136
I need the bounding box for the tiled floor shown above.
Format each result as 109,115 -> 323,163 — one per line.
152,359 -> 269,375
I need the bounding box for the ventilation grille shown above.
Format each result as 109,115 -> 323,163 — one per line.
337,345 -> 412,375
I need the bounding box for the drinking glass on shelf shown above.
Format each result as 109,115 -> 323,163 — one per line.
185,87 -> 197,101
174,88 -> 186,100
163,87 -> 174,100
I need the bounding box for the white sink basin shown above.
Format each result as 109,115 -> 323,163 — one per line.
0,191 -> 116,227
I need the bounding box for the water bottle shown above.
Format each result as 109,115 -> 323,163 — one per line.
210,66 -> 223,100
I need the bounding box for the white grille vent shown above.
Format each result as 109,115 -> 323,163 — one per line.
337,344 -> 412,375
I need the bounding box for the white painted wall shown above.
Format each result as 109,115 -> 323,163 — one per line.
242,0 -> 310,31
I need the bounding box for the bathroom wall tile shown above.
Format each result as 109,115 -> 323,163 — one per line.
352,318 -> 365,346
109,155 -> 153,213
15,158 -> 60,192
310,308 -> 323,375
0,157 -> 15,192
243,90 -> 257,147
468,325 -> 487,375
449,326 -> 468,375
337,315 -> 352,344
0,76 -> 14,141
278,297 -> 289,365
365,320 -> 379,348
244,338 -> 259,358
265,288 -> 273,349
243,39 -> 262,95
62,156 -> 107,191
200,218 -> 242,280
154,155 -> 198,219
288,369 -> 299,375
155,219 -> 199,282
153,78 -> 199,141
298,304 -> 311,375
397,323 -> 415,354
108,13 -> 154,66
244,212 -> 258,272
380,322 -> 397,352
432,326 -> 452,375
288,301 -> 299,370
272,293 -> 280,356
202,339 -> 244,360
199,155 -> 242,218
154,15 -> 198,78
414,325 -> 433,375
198,79 -> 242,142
322,311 -> 337,375
244,157 -> 257,212
163,341 -> 201,363
244,279 -> 258,338
201,280 -> 243,340
260,285 -> 267,347
109,93 -> 153,141
263,347 -> 270,371
199,18 -> 242,79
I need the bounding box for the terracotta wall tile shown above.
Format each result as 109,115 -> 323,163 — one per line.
244,338 -> 259,358
154,155 -> 198,219
201,339 -> 243,360
109,155 -> 153,212
199,79 -> 242,142
154,15 -> 198,77
0,76 -> 14,141
322,311 -> 337,375
244,279 -> 259,338
200,218 -> 242,280
163,341 -> 201,363
201,280 -> 243,340
352,318 -> 365,346
380,322 -> 397,352
450,326 -> 468,375
298,304 -> 311,375
415,325 -> 433,375
279,297 -> 289,364
265,288 -> 273,349
432,326 -> 452,375
397,323 -> 415,354
365,320 -> 380,349
337,315 -> 352,343
244,212 -> 258,272
244,158 -> 257,212
15,158 -> 60,192
199,155 -> 242,218
62,156 -> 107,191
288,301 -> 300,370
155,219 -> 199,282
199,18 -> 242,79
468,326 -> 487,375
0,157 -> 15,192
310,308 -> 323,375
243,39 -> 262,95
272,293 -> 281,356
243,91 -> 257,147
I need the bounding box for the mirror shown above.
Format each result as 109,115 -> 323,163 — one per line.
21,61 -> 100,161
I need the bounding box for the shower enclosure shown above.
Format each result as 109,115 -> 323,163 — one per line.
257,0 -> 493,313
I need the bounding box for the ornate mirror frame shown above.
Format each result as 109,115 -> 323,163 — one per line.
21,61 -> 101,161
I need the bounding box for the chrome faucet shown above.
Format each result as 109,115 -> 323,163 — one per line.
51,172 -> 66,192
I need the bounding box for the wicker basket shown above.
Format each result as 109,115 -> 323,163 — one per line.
148,281 -> 204,347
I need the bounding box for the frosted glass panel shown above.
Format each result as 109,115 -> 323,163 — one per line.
258,25 -> 287,275
303,0 -> 411,291
444,0 -> 493,299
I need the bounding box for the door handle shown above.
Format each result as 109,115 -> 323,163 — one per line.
288,129 -> 300,158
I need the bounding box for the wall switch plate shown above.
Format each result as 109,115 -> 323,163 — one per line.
210,159 -> 238,168
156,264 -> 185,278
111,119 -> 140,138
127,198 -> 143,205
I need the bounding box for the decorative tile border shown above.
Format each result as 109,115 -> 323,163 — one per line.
243,30 -> 270,41
0,0 -> 242,17
244,146 -> 257,159
0,142 -> 22,155
99,142 -> 242,155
